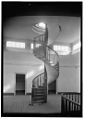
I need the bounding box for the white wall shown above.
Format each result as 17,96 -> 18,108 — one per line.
3,50 -> 44,93
57,53 -> 80,93
57,66 -> 80,92
3,50 -> 80,93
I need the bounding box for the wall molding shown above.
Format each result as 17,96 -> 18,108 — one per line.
3,93 -> 32,96
58,92 -> 81,94
4,62 -> 80,68
4,62 -> 42,66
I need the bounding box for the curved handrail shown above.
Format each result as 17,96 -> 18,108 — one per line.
34,34 -> 45,40
46,45 -> 59,62
32,27 -> 45,35
32,72 -> 44,88
34,34 -> 59,58
33,43 -> 59,65
33,34 -> 59,60
32,72 -> 44,83
31,27 -> 60,103
32,33 -> 59,88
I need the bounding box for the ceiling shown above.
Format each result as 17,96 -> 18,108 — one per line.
2,2 -> 82,20
3,2 -> 81,45
4,16 -> 80,45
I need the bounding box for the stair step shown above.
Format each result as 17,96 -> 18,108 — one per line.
33,92 -> 45,95
32,96 -> 44,100
32,98 -> 45,101
33,89 -> 45,92
32,87 -> 45,89
32,97 -> 45,99
33,93 -> 45,96
32,95 -> 45,98
32,99 -> 45,102
33,90 -> 45,92
33,89 -> 45,91
32,100 -> 45,103
33,94 -> 45,96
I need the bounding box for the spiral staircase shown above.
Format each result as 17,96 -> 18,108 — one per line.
31,27 -> 59,104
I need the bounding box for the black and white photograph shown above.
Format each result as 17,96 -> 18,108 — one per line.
1,1 -> 82,117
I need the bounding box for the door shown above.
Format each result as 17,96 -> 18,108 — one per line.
16,74 -> 25,95
48,80 -> 56,94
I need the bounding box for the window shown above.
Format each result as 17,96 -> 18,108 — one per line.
6,41 -> 25,49
53,45 -> 71,55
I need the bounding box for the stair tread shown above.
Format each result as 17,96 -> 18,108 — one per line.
33,88 -> 46,90
33,92 -> 45,94
32,97 -> 45,99
32,99 -> 45,101
32,99 -> 45,102
33,93 -> 45,95
32,100 -> 45,103
33,89 -> 45,91
33,90 -> 46,92
32,87 -> 45,89
33,96 -> 45,97
33,94 -> 45,96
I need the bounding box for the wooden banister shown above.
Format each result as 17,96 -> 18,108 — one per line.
60,93 -> 82,116
61,94 -> 81,106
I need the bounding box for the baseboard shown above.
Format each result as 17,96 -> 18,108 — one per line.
3,92 -> 80,96
3,93 -> 14,96
3,93 -> 32,96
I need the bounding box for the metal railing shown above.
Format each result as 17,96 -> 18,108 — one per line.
32,34 -> 59,88
33,34 -> 59,68
31,33 -> 59,104
32,73 -> 44,88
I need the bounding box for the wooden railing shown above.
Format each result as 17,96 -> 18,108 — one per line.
60,93 -> 82,116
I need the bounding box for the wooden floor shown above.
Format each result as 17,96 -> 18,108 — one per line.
3,94 -> 61,114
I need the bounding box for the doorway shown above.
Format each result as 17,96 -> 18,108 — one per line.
48,80 -> 56,94
16,74 -> 25,95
